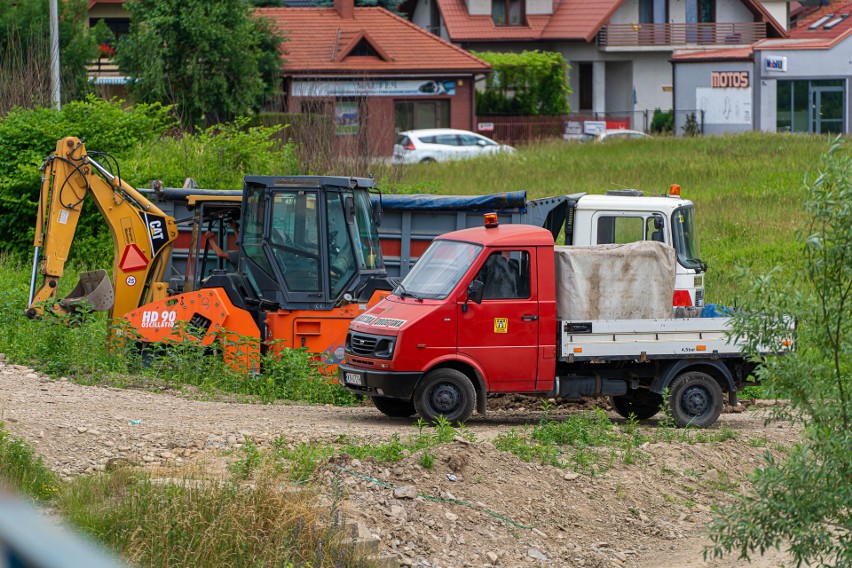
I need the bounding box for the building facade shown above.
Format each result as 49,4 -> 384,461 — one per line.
673,1 -> 851,135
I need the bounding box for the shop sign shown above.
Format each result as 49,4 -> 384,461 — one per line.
564,121 -> 582,135
335,102 -> 359,135
292,80 -> 456,97
477,122 -> 494,132
584,121 -> 606,135
765,56 -> 787,72
711,71 -> 749,88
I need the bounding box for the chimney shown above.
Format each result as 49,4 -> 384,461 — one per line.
335,0 -> 354,19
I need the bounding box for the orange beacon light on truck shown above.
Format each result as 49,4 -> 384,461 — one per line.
484,213 -> 499,228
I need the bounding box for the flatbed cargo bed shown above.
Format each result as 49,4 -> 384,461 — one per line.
560,317 -> 743,361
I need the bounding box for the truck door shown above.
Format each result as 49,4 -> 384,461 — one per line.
457,248 -> 539,392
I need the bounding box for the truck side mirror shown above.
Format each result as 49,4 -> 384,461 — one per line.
462,280 -> 484,313
653,215 -> 664,230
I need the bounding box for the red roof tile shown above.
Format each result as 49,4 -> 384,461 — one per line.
436,0 -> 784,43
258,7 -> 490,74
756,0 -> 852,49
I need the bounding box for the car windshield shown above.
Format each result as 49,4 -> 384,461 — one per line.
396,240 -> 482,299
672,206 -> 704,271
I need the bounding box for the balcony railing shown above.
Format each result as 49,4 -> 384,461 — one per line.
598,22 -> 766,47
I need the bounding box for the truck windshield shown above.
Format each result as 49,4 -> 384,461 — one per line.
672,206 -> 705,271
396,240 -> 482,300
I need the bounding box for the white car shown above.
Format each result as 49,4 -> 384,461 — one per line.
392,129 -> 514,165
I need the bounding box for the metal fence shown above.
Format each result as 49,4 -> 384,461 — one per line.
476,109 -> 707,143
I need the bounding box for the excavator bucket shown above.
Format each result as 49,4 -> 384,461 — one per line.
59,270 -> 115,312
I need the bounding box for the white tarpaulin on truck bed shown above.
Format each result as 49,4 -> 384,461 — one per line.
555,242 -> 676,320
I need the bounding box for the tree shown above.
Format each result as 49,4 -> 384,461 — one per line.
707,139 -> 852,566
0,0 -> 96,114
116,0 -> 284,129
472,50 -> 570,116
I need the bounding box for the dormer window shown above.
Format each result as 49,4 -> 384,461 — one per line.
492,0 -> 524,26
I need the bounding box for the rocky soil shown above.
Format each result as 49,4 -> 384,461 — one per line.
0,357 -> 798,567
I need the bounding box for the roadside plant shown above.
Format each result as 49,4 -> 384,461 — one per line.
706,138 -> 852,566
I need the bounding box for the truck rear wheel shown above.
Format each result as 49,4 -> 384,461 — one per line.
668,371 -> 723,428
413,368 -> 476,424
371,396 -> 416,418
610,390 -> 663,420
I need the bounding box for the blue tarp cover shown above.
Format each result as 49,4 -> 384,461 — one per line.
374,191 -> 527,212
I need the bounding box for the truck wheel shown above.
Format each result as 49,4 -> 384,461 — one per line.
413,368 -> 476,424
371,396 -> 416,418
610,390 -> 663,420
668,371 -> 723,428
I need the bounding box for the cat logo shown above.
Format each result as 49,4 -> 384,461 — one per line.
494,318 -> 508,333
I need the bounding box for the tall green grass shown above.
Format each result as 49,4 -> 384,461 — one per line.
390,133 -> 828,304
0,258 -> 360,405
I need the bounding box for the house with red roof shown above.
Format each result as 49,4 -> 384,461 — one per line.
258,0 -> 491,155
400,0 -> 787,131
672,0 -> 851,135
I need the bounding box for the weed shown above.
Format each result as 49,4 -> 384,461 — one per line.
0,423 -> 59,500
230,436 -> 262,480
418,451 -> 435,470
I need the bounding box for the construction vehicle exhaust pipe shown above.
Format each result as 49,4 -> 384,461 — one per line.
58,270 -> 115,313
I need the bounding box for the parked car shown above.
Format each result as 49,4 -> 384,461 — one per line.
566,129 -> 652,143
392,129 -> 514,165
596,129 -> 651,141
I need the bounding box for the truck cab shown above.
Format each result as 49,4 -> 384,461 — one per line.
341,223 -> 558,422
571,189 -> 705,307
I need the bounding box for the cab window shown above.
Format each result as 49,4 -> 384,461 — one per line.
596,216 -> 644,244
474,250 -> 530,299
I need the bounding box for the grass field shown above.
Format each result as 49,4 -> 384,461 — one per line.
388,132 -> 830,304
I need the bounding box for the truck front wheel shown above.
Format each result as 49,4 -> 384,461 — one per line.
610,390 -> 663,420
371,396 -> 416,418
668,371 -> 723,428
413,369 -> 476,424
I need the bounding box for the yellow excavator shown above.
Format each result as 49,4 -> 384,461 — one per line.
27,137 -> 393,369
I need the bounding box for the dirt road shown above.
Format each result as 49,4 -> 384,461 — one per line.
0,358 -> 797,567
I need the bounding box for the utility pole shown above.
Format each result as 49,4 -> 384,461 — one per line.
49,0 -> 61,109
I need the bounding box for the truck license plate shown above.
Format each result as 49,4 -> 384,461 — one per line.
345,372 -> 363,386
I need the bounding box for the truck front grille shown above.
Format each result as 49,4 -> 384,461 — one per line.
348,332 -> 378,356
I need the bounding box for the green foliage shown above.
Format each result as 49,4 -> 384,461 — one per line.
495,407 -> 743,474
682,112 -> 701,137
118,0 -> 284,129
59,468 -> 367,567
122,120 -> 298,189
0,98 -> 174,260
651,108 -> 673,134
707,139 -> 852,566
0,423 -> 59,501
473,51 -> 570,116
0,0 -> 97,111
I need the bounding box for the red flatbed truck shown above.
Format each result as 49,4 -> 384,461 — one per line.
339,219 -> 783,428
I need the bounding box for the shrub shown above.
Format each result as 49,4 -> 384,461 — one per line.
473,50 -> 570,116
651,108 -> 673,134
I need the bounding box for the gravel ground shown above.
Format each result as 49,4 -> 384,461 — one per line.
0,357 -> 799,567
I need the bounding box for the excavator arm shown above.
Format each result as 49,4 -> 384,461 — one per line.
27,137 -> 178,322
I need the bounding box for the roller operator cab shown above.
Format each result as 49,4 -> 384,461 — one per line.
341,214 -> 780,428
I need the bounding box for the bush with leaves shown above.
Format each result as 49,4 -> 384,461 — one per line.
0,97 -> 174,260
117,0 -> 284,129
707,139 -> 852,566
473,50 -> 570,116
651,108 -> 673,134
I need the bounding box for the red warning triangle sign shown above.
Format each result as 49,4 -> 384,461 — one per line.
119,243 -> 149,272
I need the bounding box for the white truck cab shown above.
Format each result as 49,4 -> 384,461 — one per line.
571,187 -> 705,307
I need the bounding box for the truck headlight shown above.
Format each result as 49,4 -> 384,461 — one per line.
374,337 -> 395,359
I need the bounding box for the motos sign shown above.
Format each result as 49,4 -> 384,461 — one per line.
711,71 -> 749,88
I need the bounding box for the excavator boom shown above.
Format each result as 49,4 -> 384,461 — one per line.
27,137 -> 178,321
